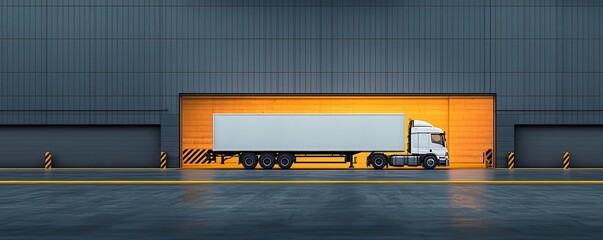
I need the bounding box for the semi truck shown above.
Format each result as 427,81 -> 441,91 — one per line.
210,113 -> 449,169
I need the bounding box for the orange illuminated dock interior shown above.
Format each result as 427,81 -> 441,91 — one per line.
180,96 -> 494,169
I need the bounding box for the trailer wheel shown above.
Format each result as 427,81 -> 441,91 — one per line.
240,152 -> 258,169
277,153 -> 295,169
259,152 -> 276,169
369,154 -> 387,169
423,156 -> 437,170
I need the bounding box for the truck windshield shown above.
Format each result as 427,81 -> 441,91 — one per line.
431,134 -> 445,147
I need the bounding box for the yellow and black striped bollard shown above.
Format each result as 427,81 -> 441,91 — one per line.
562,152 -> 570,170
44,152 -> 52,170
507,152 -> 515,169
485,149 -> 493,168
160,152 -> 167,169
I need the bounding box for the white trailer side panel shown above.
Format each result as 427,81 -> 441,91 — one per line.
213,114 -> 406,152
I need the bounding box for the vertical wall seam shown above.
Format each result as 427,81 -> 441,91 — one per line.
45,1 -> 48,123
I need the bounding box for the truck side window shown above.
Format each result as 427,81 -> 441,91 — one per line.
431,134 -> 444,146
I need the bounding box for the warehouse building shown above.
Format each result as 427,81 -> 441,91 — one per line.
0,0 -> 601,168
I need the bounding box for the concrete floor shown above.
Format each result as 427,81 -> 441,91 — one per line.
0,169 -> 602,239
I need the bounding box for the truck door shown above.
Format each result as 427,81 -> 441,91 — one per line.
414,133 -> 431,155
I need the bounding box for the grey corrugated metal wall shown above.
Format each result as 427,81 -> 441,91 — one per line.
1,0 -> 602,167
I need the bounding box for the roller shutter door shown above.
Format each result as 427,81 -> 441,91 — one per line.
515,126 -> 603,168
0,126 -> 160,168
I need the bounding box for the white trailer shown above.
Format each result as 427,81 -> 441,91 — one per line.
214,114 -> 406,152
209,113 -> 449,169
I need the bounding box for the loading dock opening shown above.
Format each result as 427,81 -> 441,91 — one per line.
515,125 -> 603,168
0,126 -> 161,168
180,95 -> 494,169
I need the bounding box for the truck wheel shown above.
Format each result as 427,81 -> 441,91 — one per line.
259,152 -> 276,169
240,152 -> 258,169
423,156 -> 437,170
370,154 -> 387,169
277,153 -> 295,169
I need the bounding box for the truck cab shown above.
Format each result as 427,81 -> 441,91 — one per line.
410,120 -> 449,168
367,120 -> 449,169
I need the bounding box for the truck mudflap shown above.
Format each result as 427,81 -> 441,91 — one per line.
438,156 -> 449,166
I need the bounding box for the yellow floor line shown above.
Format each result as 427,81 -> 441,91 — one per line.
2,168 -> 603,171
0,168 -> 177,170
1,180 -> 603,185
498,168 -> 603,170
